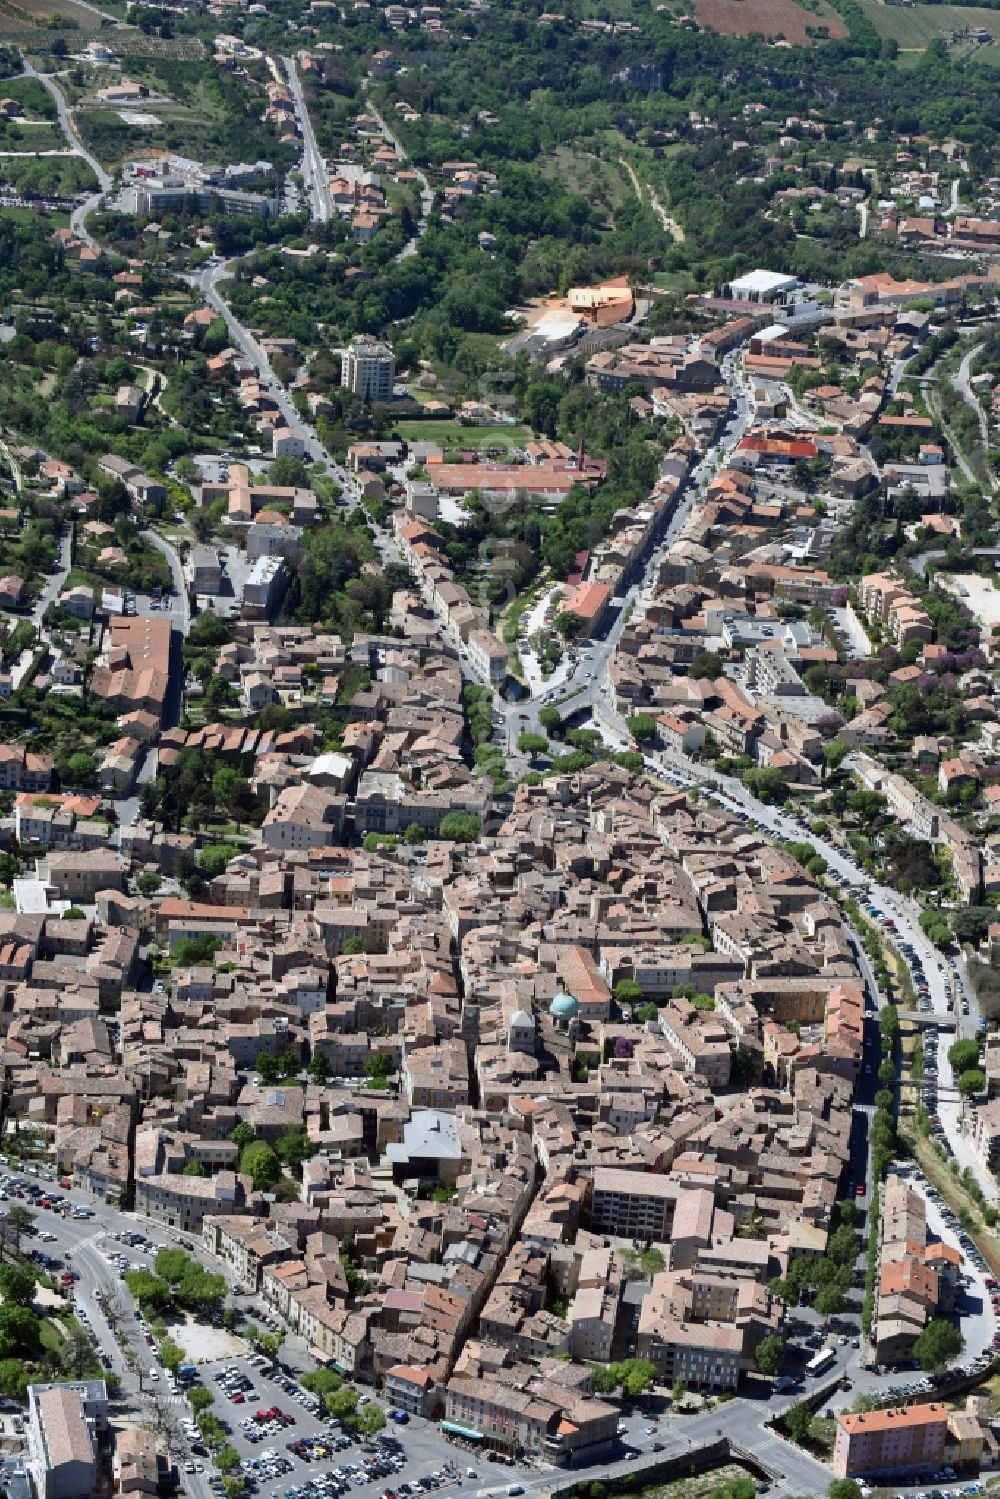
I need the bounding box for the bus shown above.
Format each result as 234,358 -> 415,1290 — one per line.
806,1347 -> 836,1378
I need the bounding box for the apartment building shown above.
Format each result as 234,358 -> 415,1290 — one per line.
26,1381 -> 109,1499
833,1404 -> 948,1480
341,336 -> 395,403
134,1169 -> 260,1232
590,1167 -> 677,1243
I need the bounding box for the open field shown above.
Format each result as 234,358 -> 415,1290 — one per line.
539,147 -> 632,212
392,419 -> 533,449
857,0 -> 1000,44
692,0 -> 846,42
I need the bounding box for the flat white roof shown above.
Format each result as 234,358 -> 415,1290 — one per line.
729,269 -> 798,295
756,323 -> 790,343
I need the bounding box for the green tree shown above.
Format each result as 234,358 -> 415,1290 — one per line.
614,978 -> 643,1008
199,843 -> 240,879
239,1142 -> 281,1190
828,1483 -> 862,1499
626,714 -> 656,743
403,823 -> 426,845
784,1401 -> 814,1446
342,937 -> 365,955
958,1069 -> 985,1097
538,707 -> 562,735
755,1334 -> 785,1377
307,1051 -> 330,1082
188,1386 -> 214,1413
159,1336 -> 184,1373
0,1263 -> 36,1307
136,871 -> 160,896
275,1131 -> 315,1170
358,1403 -> 386,1435
0,1357 -> 28,1399
438,812 -> 481,842
182,1161 -> 206,1177
230,1122 -> 255,1149
56,1322 -> 93,1377
517,731 -> 549,757
913,1319 -> 963,1372
0,1303 -> 38,1357
215,1444 -> 240,1473
948,1039 -> 980,1073
815,1284 -> 845,1317
64,751 -> 97,786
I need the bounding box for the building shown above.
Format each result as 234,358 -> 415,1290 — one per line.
590,1167 -> 676,1242
833,1404 -> 949,1480
26,1381 -> 108,1499
134,1169 -> 261,1232
466,628 -> 507,687
721,270 -> 799,305
341,336 -> 395,404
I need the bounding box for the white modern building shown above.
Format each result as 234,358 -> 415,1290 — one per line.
341,335 -> 395,404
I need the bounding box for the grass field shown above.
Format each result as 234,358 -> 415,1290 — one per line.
857,0 -> 1000,45
392,420 -> 532,449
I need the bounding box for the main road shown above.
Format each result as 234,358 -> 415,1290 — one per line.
282,55 -> 332,223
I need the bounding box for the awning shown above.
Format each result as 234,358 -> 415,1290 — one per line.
441,1422 -> 483,1441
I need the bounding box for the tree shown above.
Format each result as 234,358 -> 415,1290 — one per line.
64,751 -> 96,786
755,1334 -> 785,1376
326,1385 -> 359,1423
276,1131 -> 315,1170
815,1284 -> 846,1317
517,731 -> 549,757
342,937 -> 365,955
56,1322 -> 92,1377
0,1262 -> 36,1307
948,1039 -> 980,1074
154,1249 -> 190,1284
827,1225 -> 858,1266
828,1483 -> 862,1499
822,739 -> 851,774
614,978 -> 643,1008
950,906 -> 997,946
958,1069 -> 985,1097
438,812 -> 481,842
136,872 -> 160,896
256,1052 -> 281,1083
307,1050 -> 330,1082
62,908 -> 86,921
124,1270 -> 170,1313
1,1206 -> 36,1256
199,843 -> 240,879
187,1386 -> 214,1413
239,1141 -> 281,1190
538,707 -> 562,735
626,714 -> 656,743
0,1357 -> 28,1399
403,823 -> 426,845
268,456 -> 309,487
913,1319 -> 963,1372
230,1122 -> 255,1149
182,1161 -> 206,1177
919,909 -> 951,948
784,1401 -> 814,1446
159,1337 -> 184,1372
215,1444 -> 240,1473
358,1404 -> 386,1435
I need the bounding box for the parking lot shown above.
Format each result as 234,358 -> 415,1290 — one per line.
196,1355 -> 487,1499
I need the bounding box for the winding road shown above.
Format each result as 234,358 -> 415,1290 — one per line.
22,61 -> 111,248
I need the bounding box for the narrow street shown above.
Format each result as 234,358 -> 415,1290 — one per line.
361,82 -> 433,259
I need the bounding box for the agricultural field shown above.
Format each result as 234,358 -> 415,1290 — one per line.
539,147 -> 633,215
691,0 -> 846,42
857,0 -> 1000,46
0,0 -> 101,25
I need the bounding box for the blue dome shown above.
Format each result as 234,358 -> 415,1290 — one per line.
550,990 -> 579,1019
